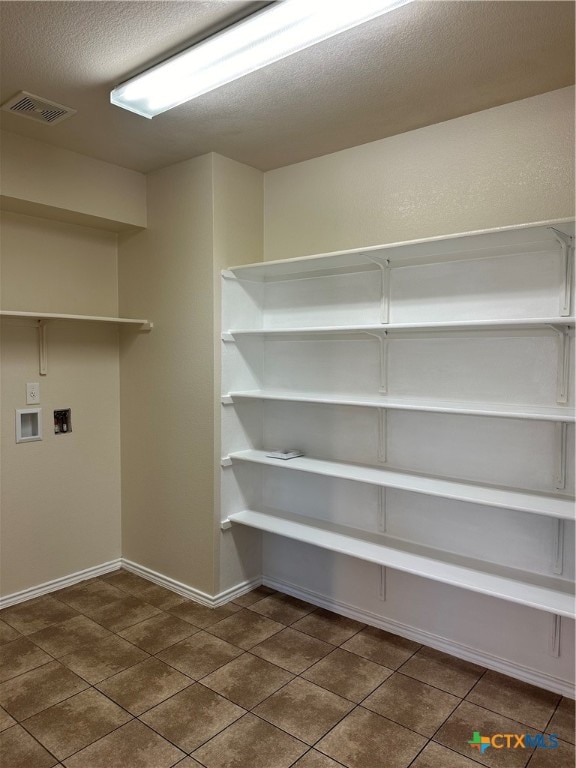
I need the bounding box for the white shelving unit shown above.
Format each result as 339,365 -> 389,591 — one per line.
220,222 -> 576,661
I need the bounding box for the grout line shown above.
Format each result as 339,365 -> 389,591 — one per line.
456,695 -> 559,736
18,707 -> 137,765
388,669 -> 467,702
10,720 -> 63,764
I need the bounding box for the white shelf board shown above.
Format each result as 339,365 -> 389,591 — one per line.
226,317 -> 575,339
227,508 -> 575,618
228,450 -> 575,520
226,390 -> 576,423
225,220 -> 574,281
0,310 -> 152,330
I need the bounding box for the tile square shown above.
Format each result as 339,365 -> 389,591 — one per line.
0,705 -> 16,731
292,751 -> 344,768
157,631 -> 242,679
302,647 -> 392,703
253,677 -> 354,745
466,670 -> 560,731
53,580 -> 126,613
363,672 -> 460,736
28,615 -> 111,657
232,586 -> 277,607
208,609 -> 283,650
83,595 -> 161,632
248,593 -> 315,625
201,653 -> 293,708
292,609 -> 365,646
0,618 -> 20,645
547,697 -> 575,745
526,737 -> 575,767
100,570 -> 153,596
411,741 -> 483,767
0,724 -> 58,768
317,706 -> 427,768
0,636 -> 52,682
342,626 -> 420,669
62,719 -> 185,768
192,712 -> 307,768
435,700 -> 535,767
137,584 -> 189,610
96,657 -> 191,715
140,683 -> 244,752
399,646 -> 485,697
23,688 -> 132,760
60,633 -> 149,684
118,613 -> 197,654
251,627 -> 334,674
0,661 -> 88,720
168,600 -> 241,628
0,596 -> 78,635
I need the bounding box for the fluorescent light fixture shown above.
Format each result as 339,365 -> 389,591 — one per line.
111,0 -> 411,118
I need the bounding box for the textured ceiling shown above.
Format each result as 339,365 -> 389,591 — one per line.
0,1 -> 574,172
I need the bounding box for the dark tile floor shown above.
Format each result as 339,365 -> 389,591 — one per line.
0,570 -> 573,768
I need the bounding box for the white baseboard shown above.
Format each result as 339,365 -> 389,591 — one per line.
0,559 -> 122,609
121,559 -> 262,607
0,557 -> 261,611
263,576 -> 576,700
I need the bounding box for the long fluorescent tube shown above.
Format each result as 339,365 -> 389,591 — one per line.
111,0 -> 411,118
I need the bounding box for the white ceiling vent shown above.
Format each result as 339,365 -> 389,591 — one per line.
1,91 -> 75,125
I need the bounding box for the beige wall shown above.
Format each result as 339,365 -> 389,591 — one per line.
0,212 -> 122,596
0,131 -> 146,231
118,155 -> 217,594
264,87 -> 575,260
118,153 -> 263,596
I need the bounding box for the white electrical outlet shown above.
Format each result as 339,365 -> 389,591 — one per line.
26,382 -> 40,405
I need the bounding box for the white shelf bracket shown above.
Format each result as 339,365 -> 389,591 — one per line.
221,457 -> 233,468
365,331 -> 388,394
548,614 -> 561,658
38,320 -> 48,376
555,422 -> 568,490
551,519 -> 565,575
363,256 -> 391,324
551,228 -> 574,317
221,332 -> 235,342
552,326 -> 571,404
377,487 -> 387,532
377,409 -> 388,464
220,518 -> 233,530
379,565 -> 387,601
221,395 -> 234,405
221,270 -> 237,280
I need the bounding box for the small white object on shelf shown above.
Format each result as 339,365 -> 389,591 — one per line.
265,449 -> 304,460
